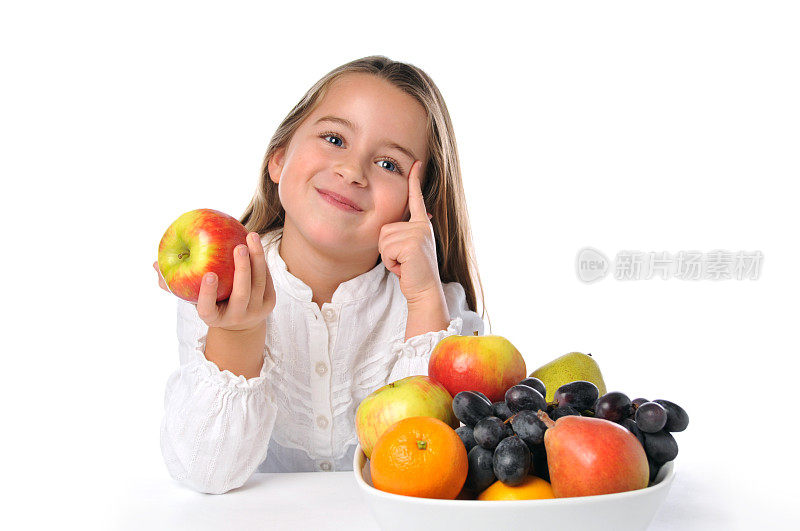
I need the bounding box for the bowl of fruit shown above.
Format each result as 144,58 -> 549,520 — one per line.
353,340 -> 688,531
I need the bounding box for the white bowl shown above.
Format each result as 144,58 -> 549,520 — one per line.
353,444 -> 675,531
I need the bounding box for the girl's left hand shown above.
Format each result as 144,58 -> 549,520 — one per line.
378,160 -> 443,306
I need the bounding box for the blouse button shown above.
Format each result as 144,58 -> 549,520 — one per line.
315,362 -> 328,376
320,461 -> 332,472
316,415 -> 329,429
323,308 -> 336,321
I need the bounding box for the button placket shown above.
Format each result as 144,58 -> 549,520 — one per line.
311,303 -> 335,457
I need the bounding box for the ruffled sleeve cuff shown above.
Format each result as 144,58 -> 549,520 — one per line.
387,316 -> 463,381
188,333 -> 275,392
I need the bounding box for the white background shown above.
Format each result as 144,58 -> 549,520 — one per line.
2,1 -> 798,529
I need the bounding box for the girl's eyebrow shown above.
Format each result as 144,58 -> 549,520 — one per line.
314,115 -> 418,161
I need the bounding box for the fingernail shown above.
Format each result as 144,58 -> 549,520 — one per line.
205,273 -> 216,283
238,245 -> 248,256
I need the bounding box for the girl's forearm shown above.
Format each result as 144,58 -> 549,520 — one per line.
204,321 -> 267,379
404,289 -> 450,341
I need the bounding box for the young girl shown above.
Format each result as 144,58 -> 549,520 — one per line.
153,55 -> 488,494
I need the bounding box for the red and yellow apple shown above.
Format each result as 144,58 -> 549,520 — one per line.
540,413 -> 649,497
157,208 -> 249,303
355,375 -> 457,459
428,335 -> 526,403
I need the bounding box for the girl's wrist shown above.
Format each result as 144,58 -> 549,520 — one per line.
404,286 -> 450,341
405,281 -> 445,309
205,322 -> 267,378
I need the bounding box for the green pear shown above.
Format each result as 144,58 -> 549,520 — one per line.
530,352 -> 607,403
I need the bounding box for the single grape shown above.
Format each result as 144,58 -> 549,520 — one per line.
550,405 -> 580,420
510,410 -> 548,447
505,385 -> 547,414
474,391 -> 491,404
653,399 -> 690,432
473,416 -> 506,450
648,459 -> 661,484
643,429 -> 679,465
518,377 -> 547,398
465,446 -> 496,492
493,436 -> 531,486
620,418 -> 645,447
635,402 -> 668,433
492,401 -> 513,421
529,443 -> 550,482
594,391 -> 633,422
452,391 -> 493,427
455,425 -> 477,453
554,381 -> 599,411
632,397 -> 649,409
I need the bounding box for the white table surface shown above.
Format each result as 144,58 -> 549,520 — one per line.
117,472 -> 379,531
114,466 -> 726,531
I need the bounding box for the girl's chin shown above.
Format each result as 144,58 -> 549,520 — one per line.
303,222 -> 369,249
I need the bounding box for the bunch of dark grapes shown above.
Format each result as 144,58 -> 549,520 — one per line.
453,379 -> 689,492
453,379 -> 550,493
593,392 -> 689,482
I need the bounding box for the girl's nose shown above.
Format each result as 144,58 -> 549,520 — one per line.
335,162 -> 367,186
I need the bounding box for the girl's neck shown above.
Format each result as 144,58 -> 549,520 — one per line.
277,223 -> 380,309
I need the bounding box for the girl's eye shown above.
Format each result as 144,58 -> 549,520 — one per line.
377,159 -> 400,173
322,133 -> 343,147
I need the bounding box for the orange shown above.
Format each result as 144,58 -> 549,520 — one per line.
369,416 -> 468,499
477,476 -> 556,501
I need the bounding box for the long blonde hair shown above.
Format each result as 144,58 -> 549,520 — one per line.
240,55 -> 489,326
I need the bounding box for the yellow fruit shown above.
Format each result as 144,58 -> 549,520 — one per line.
477,476 -> 556,501
530,352 -> 606,402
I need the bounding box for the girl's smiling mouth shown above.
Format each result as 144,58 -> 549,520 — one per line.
316,188 -> 364,213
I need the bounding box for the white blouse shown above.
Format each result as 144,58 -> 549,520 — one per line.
160,229 -> 485,494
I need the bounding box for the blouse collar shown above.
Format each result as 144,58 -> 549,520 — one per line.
263,228 -> 388,304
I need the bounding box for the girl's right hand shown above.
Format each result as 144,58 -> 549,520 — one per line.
153,232 -> 276,332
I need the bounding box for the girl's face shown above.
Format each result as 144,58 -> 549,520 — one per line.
268,72 -> 429,259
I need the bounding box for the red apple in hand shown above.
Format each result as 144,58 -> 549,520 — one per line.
539,413 -> 649,497
428,335 -> 526,402
355,375 -> 457,459
157,208 -> 249,303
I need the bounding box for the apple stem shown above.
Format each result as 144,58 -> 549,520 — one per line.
178,251 -> 190,260
537,410 -> 556,429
